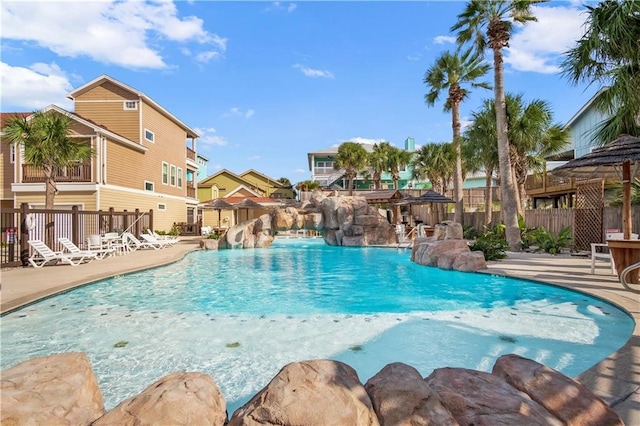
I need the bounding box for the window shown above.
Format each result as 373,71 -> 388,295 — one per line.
170,165 -> 176,186
158,203 -> 167,211
124,101 -> 138,110
162,162 -> 168,185
144,129 -> 155,143
177,167 -> 183,188
144,181 -> 154,192
9,145 -> 16,164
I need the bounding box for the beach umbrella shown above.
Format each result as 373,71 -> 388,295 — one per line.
202,198 -> 235,228
553,134 -> 640,239
234,198 -> 264,223
396,190 -> 455,225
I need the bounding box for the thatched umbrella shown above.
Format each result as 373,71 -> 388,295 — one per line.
202,198 -> 235,229
234,198 -> 264,223
553,134 -> 640,239
396,190 -> 455,225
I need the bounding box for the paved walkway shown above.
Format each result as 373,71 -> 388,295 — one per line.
1,240 -> 638,424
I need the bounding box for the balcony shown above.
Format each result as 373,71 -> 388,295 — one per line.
22,164 -> 92,183
186,147 -> 196,161
186,182 -> 196,198
525,172 -> 603,196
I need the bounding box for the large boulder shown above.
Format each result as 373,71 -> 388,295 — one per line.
425,367 -> 562,425
492,354 -> 623,426
228,359 -> 379,426
272,208 -> 295,231
1,352 -> 104,425
365,362 -> 459,426
93,372 -> 227,426
414,239 -> 469,267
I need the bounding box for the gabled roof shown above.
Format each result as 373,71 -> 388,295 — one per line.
564,87 -> 608,130
67,74 -> 200,139
1,105 -> 147,153
226,184 -> 261,197
198,169 -> 248,186
239,169 -> 285,187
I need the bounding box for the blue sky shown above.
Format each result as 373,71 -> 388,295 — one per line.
1,0 -> 598,184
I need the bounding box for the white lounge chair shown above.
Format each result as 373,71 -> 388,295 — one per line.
147,229 -> 180,245
28,239 -> 96,268
59,237 -> 114,259
140,233 -> 174,248
123,232 -> 161,250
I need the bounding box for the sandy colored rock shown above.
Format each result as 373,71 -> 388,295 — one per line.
426,367 -> 562,425
1,352 -> 104,426
365,362 -> 459,426
229,359 -> 379,426
93,372 -> 226,426
493,354 -> 623,426
452,250 -> 487,272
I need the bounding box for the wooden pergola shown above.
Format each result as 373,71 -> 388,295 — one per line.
361,190 -> 406,224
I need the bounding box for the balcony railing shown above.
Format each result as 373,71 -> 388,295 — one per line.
186,147 -> 196,161
186,182 -> 196,198
22,164 -> 92,183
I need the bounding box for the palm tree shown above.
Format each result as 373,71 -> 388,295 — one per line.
4,110 -> 93,209
463,103 -> 500,225
561,0 -> 640,144
334,142 -> 368,195
452,0 -> 544,251
411,143 -> 455,223
294,180 -> 320,201
424,48 -> 491,224
278,177 -> 292,187
368,141 -> 391,190
386,146 -> 412,190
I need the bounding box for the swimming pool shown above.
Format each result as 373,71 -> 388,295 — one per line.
1,238 -> 634,414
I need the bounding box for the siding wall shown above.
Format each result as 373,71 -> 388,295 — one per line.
15,192 -> 97,210
0,142 -> 13,200
571,107 -> 608,157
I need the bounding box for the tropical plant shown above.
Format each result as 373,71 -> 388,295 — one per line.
561,0 -> 640,144
608,177 -> 640,206
334,142 -> 368,195
386,146 -> 412,190
469,227 -> 509,260
532,226 -> 573,255
368,141 -> 392,190
424,48 -> 491,224
411,143 -> 454,223
518,214 -> 538,251
277,177 -> 292,187
452,0 -> 545,251
3,110 -> 94,210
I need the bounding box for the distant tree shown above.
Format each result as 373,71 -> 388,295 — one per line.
334,142 -> 368,195
452,0 -> 545,251
277,177 -> 292,187
561,0 -> 640,144
386,146 -> 413,190
368,141 -> 392,190
424,48 -> 491,224
411,143 -> 454,223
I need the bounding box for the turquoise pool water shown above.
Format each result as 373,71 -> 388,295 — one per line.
1,238 -> 634,414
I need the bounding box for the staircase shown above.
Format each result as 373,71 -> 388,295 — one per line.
325,168 -> 346,187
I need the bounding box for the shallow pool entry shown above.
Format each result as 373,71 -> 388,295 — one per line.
1,238 -> 633,413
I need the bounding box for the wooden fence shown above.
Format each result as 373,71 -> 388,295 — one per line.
1,204 -> 153,268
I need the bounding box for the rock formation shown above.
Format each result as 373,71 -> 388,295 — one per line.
1,353 -> 622,426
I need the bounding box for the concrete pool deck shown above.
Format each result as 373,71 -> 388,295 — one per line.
1,237 -> 638,424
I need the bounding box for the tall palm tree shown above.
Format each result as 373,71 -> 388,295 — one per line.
4,110 -> 93,210
386,146 -> 412,190
463,103 -> 500,225
334,142 -> 368,195
561,0 -> 640,144
424,48 -> 491,224
369,141 -> 391,190
452,0 -> 544,251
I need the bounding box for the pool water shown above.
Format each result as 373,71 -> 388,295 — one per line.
1,238 -> 634,414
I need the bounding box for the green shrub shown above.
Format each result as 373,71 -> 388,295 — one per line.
518,214 -> 538,250
469,231 -> 509,261
463,225 -> 479,240
532,226 -> 573,255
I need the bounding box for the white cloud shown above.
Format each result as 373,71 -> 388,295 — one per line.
293,64 -> 335,79
222,107 -> 255,119
0,62 -> 74,110
268,2 -> 297,13
505,4 -> 587,74
194,127 -> 228,146
407,54 -> 422,61
433,35 -> 456,45
293,168 -> 306,174
0,0 -> 226,70
195,51 -> 222,64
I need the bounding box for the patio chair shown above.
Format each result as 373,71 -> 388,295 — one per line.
123,232 -> 161,250
140,233 -> 174,248
590,232 -> 639,274
27,239 -> 97,268
60,237 -> 114,260
147,229 -> 180,245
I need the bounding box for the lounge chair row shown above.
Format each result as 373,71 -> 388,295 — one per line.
27,231 -> 180,268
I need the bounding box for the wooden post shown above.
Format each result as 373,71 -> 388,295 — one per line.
148,209 -> 153,235
108,207 -> 114,232
71,205 -> 80,247
622,160 -> 631,240
134,208 -> 140,236
20,203 -> 30,266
